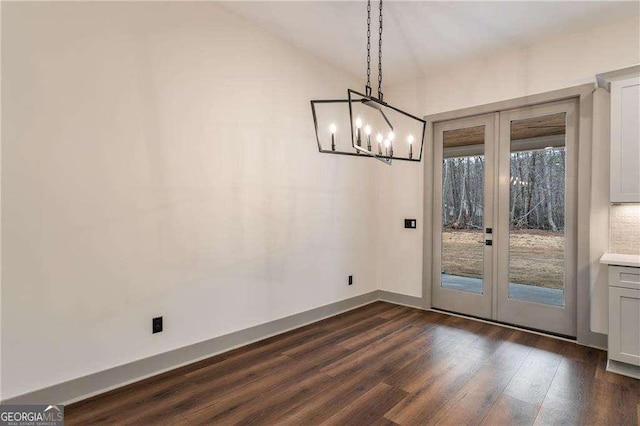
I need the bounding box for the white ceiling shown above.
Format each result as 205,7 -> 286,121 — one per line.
220,1 -> 639,85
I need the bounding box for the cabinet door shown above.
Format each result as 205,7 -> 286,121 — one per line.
610,76 -> 640,202
609,286 -> 640,366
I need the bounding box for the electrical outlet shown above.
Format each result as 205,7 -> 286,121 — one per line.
152,316 -> 163,334
348,275 -> 353,286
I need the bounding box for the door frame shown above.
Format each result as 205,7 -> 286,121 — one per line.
421,84 -> 605,347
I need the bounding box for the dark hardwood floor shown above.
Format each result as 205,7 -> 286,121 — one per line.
66,302 -> 640,425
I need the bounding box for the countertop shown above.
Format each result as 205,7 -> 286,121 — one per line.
600,253 -> 640,268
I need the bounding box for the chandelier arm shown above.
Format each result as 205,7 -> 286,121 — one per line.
377,0 -> 383,101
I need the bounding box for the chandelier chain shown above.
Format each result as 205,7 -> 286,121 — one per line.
377,0 -> 383,100
366,0 -> 371,96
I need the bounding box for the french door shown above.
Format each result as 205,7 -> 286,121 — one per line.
433,113 -> 496,319
432,99 -> 578,337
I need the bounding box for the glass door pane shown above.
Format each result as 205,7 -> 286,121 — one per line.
441,126 -> 485,295
507,113 -> 566,306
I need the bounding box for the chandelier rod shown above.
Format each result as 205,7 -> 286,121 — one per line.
365,0 -> 384,101
365,0 -> 372,97
377,0 -> 383,101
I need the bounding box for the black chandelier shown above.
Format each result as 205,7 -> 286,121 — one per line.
310,0 -> 426,165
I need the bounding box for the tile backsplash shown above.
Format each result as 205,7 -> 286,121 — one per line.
610,203 -> 640,254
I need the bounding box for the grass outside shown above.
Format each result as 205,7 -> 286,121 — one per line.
442,228 -> 564,289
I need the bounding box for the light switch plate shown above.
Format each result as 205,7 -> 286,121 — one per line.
404,219 -> 417,229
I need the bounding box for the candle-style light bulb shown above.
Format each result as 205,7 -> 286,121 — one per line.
355,117 -> 363,129
384,139 -> 390,157
355,117 -> 362,148
365,125 -> 372,151
387,132 -> 394,157
329,123 -> 337,151
376,133 -> 383,155
408,134 -> 414,159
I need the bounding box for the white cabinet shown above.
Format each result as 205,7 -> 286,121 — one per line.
610,76 -> 640,202
608,266 -> 640,376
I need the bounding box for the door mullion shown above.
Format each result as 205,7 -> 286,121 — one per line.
492,111 -> 500,320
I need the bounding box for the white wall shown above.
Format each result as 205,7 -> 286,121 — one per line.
1,2 -> 381,400
381,16 -> 640,298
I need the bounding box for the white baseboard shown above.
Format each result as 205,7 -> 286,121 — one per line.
606,359 -> 640,380
2,290 -> 388,405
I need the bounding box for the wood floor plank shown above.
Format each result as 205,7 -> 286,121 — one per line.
471,323 -> 516,356
377,304 -> 414,319
178,359 -> 311,422
275,370 -> 388,424
432,315 -> 491,352
180,344 -> 353,419
320,301 -> 397,332
384,326 -> 494,395
182,325 -> 327,382
560,340 -> 602,365
533,397 -> 579,426
280,326 -> 444,424
222,373 -> 336,425
482,394 -> 539,426
532,334 -> 566,356
368,417 -> 401,426
383,348 -> 450,394
112,391 -> 200,425
285,344 -> 353,368
64,303 -> 640,426
321,382 -> 408,426
594,351 -> 640,398
383,350 -> 487,425
502,336 -> 564,406
547,356 -> 596,403
429,338 -> 530,425
145,356 -> 294,421
383,340 -> 479,394
65,375 -> 193,425
581,378 -> 639,425
186,351 -> 290,388
325,325 -> 445,392
282,315 -> 388,358
346,325 -> 444,381
69,381 -> 200,425
528,356 -> 594,426
184,370 -> 334,425
320,325 -> 424,377
430,369 -> 511,425
338,311 -> 427,351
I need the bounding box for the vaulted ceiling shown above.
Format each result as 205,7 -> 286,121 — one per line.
221,1 -> 639,85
